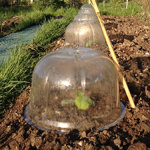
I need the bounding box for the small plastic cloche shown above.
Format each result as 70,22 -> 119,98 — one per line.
78,4 -> 96,15
64,20 -> 106,49
74,13 -> 98,22
24,47 -> 125,133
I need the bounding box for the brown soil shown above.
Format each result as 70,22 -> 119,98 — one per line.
26,91 -> 121,132
0,16 -> 22,37
0,16 -> 150,150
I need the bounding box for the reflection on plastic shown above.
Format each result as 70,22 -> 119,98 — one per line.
60,79 -> 71,88
43,120 -> 74,129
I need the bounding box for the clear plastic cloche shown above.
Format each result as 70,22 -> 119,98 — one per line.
78,4 -> 96,15
74,13 -> 98,22
64,20 -> 106,49
24,47 -> 125,133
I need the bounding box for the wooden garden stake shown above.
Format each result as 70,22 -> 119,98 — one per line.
90,0 -> 136,108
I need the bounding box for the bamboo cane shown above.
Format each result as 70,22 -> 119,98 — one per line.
90,0 -> 136,108
88,0 -> 91,4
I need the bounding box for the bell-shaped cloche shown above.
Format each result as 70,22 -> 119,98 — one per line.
24,47 -> 125,133
74,13 -> 98,22
64,20 -> 106,49
78,4 -> 96,15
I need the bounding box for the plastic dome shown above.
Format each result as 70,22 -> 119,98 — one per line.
64,20 -> 106,49
78,4 -> 96,15
24,47 -> 125,133
74,13 -> 98,22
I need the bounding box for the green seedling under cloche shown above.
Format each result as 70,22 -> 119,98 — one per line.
61,91 -> 95,110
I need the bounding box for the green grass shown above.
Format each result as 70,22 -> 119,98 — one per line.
33,8 -> 78,50
0,45 -> 40,116
98,1 -> 140,16
0,6 -> 32,31
135,0 -> 150,22
0,8 -> 78,117
0,5 -> 69,35
13,7 -> 69,32
0,5 -> 32,19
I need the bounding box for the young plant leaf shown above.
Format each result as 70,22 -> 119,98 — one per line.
75,91 -> 95,110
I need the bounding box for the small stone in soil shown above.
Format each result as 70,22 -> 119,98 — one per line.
81,131 -> 86,137
9,140 -> 19,150
114,138 -> 121,147
127,142 -> 147,150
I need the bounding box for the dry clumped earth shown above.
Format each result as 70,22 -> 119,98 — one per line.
0,16 -> 150,150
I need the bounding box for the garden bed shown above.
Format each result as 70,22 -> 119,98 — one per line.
0,15 -> 150,150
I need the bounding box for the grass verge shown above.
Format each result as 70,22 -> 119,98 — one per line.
0,8 -> 78,117
13,7 -> 68,32
0,6 -> 70,37
0,46 -> 39,116
32,8 -> 77,50
98,1 -> 140,16
0,6 -> 32,32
